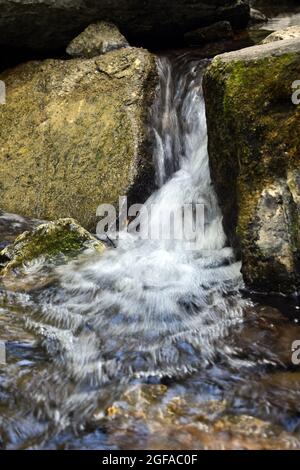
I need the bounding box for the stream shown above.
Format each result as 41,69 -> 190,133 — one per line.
1,6 -> 300,450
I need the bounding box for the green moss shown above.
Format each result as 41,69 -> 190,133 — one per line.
0,218 -> 105,274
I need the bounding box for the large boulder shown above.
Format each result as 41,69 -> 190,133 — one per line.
0,47 -> 157,230
203,38 -> 300,294
0,1 -> 250,50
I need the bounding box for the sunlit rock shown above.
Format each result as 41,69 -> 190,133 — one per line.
0,48 -> 157,229
66,22 -> 129,58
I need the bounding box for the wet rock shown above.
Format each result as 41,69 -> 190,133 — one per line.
0,218 -> 105,277
203,38 -> 300,294
66,22 -> 129,58
184,21 -> 234,46
0,1 -> 250,51
0,47 -> 157,229
249,8 -> 268,25
262,25 -> 300,44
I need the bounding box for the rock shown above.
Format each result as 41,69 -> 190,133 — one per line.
66,22 -> 129,58
0,47 -> 157,230
249,8 -> 268,25
203,38 -> 300,294
184,21 -> 234,46
262,26 -> 300,44
0,1 -> 250,51
0,218 -> 105,275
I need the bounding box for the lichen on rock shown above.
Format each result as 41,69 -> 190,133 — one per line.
203,38 -> 300,294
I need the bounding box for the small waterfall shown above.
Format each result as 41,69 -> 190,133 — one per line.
21,53 -> 246,388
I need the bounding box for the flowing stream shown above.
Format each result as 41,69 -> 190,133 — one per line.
1,52 -> 300,449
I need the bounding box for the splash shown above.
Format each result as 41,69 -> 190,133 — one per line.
23,53 -> 246,386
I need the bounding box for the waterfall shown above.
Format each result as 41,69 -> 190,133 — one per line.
24,54 -> 246,386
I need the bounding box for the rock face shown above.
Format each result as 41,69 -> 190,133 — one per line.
184,21 -> 233,46
0,1 -> 250,50
0,47 -> 157,230
66,22 -> 129,58
249,8 -> 268,25
203,38 -> 300,294
262,26 -> 300,44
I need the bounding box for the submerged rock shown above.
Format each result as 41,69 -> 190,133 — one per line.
203,38 -> 300,294
184,21 -> 234,46
262,25 -> 300,44
0,47 -> 157,229
0,218 -> 105,276
66,22 -> 129,58
0,1 -> 250,50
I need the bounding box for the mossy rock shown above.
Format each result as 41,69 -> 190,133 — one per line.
203,38 -> 300,294
0,218 -> 105,276
0,47 -> 157,230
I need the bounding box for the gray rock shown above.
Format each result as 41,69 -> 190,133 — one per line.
0,1 -> 250,50
262,25 -> 300,44
184,21 -> 233,46
66,22 -> 129,58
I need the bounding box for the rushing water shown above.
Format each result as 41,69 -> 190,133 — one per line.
1,53 -> 300,450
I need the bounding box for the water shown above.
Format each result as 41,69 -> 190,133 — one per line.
251,0 -> 300,31
1,53 -> 300,450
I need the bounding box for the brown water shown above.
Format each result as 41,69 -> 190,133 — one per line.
1,284 -> 300,450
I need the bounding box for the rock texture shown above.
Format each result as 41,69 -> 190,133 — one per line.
203,38 -> 300,294
66,22 -> 129,58
0,47 -> 157,230
262,26 -> 300,44
0,1 -> 250,50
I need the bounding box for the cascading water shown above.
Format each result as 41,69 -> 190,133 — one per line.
23,54 -> 246,385
2,52 -> 300,450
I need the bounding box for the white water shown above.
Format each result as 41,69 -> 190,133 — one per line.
24,54 -> 246,386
